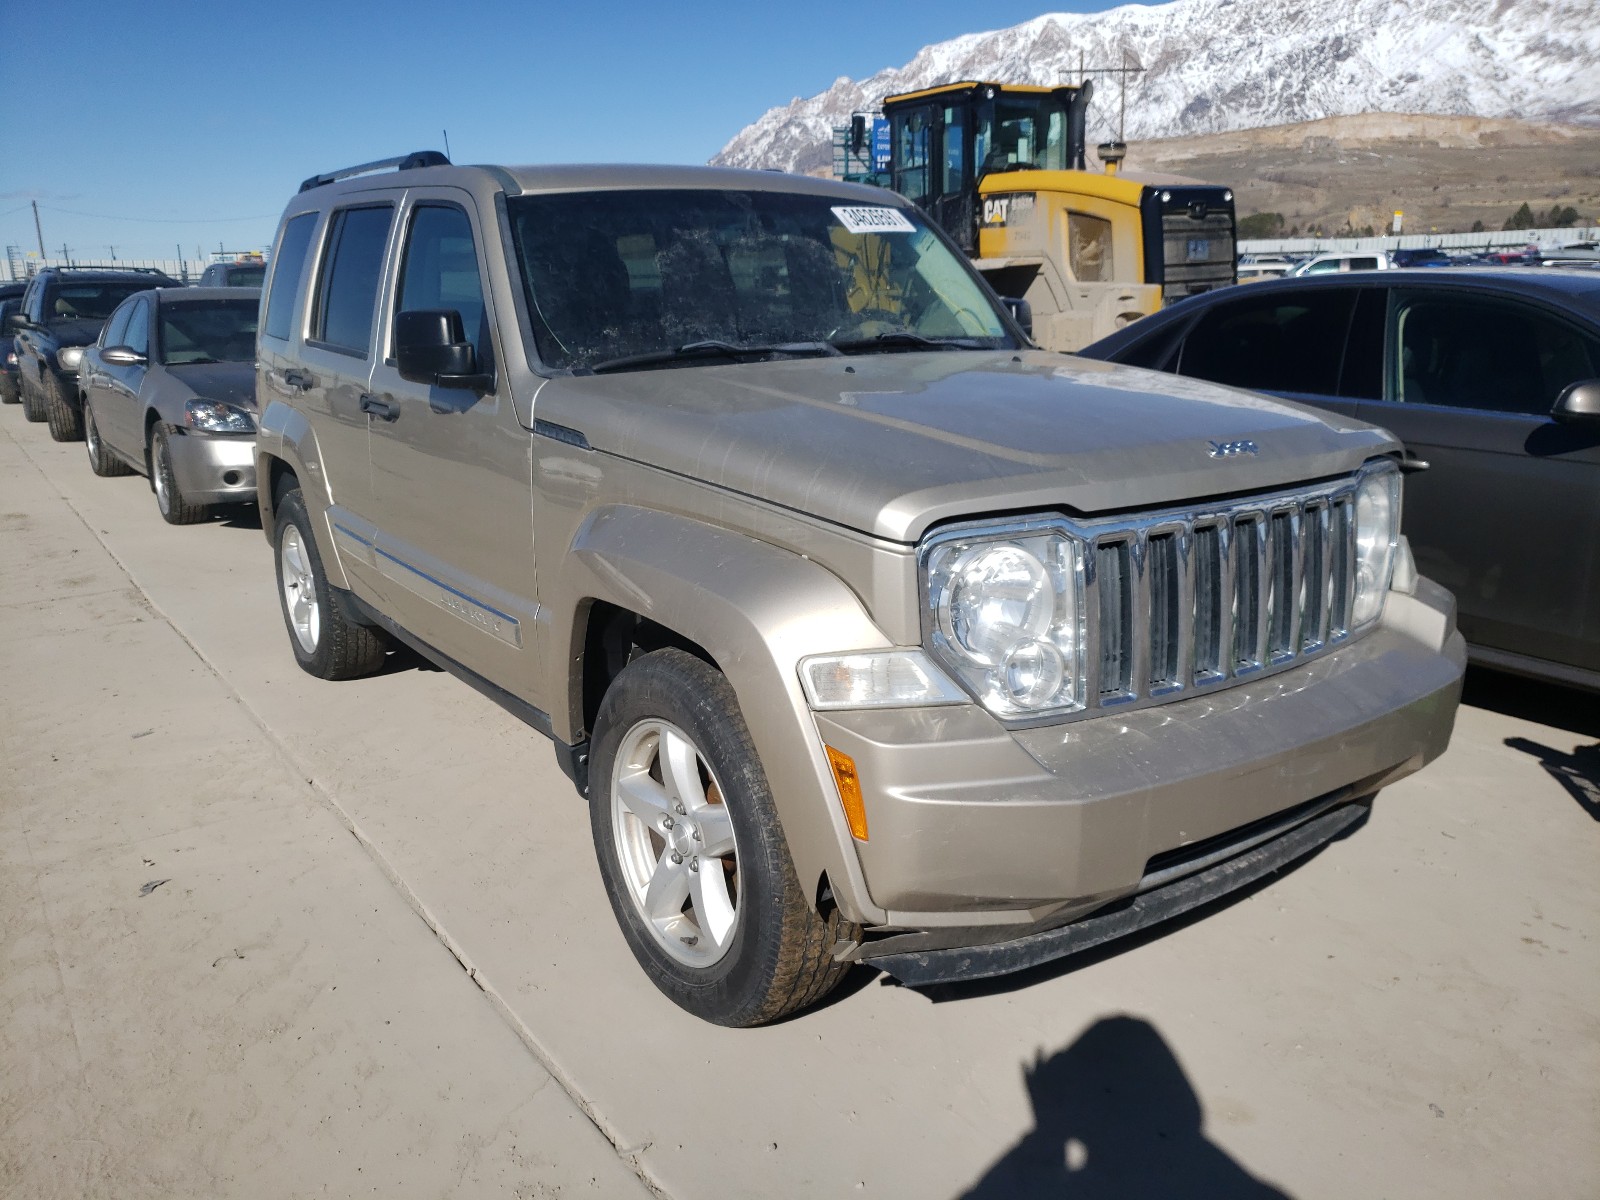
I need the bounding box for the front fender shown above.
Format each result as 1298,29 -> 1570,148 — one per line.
555,505 -> 895,926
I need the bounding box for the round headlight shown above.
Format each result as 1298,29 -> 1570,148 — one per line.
58,346 -> 85,371
924,528 -> 1087,718
943,545 -> 1055,665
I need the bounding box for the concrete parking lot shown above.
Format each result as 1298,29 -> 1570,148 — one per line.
2,413 -> 1596,1199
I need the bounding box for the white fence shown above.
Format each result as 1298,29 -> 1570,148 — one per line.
1240,226 -> 1600,257
2,258 -> 215,284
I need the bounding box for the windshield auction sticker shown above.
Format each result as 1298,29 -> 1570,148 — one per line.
831,206 -> 916,234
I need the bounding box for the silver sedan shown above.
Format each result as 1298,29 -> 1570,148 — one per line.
79,286 -> 260,524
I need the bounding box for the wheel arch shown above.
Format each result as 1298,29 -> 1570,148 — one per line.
554,505 -> 894,926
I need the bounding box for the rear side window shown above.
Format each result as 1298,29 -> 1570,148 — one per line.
1337,288 -> 1386,399
312,205 -> 395,356
1177,289 -> 1357,396
263,213 -> 318,341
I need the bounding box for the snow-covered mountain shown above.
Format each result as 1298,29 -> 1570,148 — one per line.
712,0 -> 1600,174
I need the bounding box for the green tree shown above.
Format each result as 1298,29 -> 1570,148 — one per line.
1470,219 -> 1485,233
1237,212 -> 1286,239
1503,202 -> 1536,231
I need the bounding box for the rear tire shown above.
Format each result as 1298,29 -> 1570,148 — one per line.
85,405 -> 133,477
589,648 -> 858,1026
273,486 -> 387,680
0,374 -> 18,404
44,372 -> 83,442
150,426 -> 210,524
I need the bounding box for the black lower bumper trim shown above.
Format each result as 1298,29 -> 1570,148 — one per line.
864,800 -> 1370,988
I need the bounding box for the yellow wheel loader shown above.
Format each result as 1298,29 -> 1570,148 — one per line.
849,81 -> 1237,351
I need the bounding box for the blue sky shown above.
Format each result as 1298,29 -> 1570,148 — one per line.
2,0 -> 1122,261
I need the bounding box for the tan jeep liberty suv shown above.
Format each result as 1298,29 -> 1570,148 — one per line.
255,151 -> 1464,1026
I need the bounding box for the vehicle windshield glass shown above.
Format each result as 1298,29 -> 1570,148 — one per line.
980,94 -> 1071,173
226,265 -> 266,287
45,281 -> 158,321
505,188 -> 1012,371
158,299 -> 259,365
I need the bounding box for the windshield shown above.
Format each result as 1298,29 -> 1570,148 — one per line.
158,298 -> 259,365
506,188 -> 1012,372
44,281 -> 159,322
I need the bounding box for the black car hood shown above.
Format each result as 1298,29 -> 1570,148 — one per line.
166,361 -> 257,410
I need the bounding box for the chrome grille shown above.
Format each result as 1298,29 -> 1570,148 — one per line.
1085,480 -> 1359,712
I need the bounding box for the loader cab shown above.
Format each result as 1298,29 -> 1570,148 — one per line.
884,82 -> 1090,256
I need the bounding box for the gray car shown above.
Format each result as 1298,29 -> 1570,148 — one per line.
1079,268 -> 1600,691
79,286 -> 261,523
253,154 -> 1464,1025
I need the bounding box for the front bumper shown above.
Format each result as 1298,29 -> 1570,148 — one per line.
166,432 -> 257,505
813,579 -> 1463,948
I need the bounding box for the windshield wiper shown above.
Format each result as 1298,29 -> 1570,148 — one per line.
586,339 -> 841,375
829,331 -> 991,354
170,356 -> 222,365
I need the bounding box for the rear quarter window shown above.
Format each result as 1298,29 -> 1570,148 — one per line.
1177,289 -> 1357,396
263,213 -> 318,342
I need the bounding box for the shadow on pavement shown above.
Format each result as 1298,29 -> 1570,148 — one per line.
218,503 -> 262,531
1461,667 -> 1600,737
959,1016 -> 1292,1199
1504,737 -> 1600,821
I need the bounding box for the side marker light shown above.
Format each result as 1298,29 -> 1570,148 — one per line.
825,746 -> 868,841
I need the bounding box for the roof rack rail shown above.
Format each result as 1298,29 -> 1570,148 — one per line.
299,150 -> 451,193
46,264 -> 174,275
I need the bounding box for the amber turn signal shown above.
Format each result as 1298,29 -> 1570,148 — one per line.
825,745 -> 869,841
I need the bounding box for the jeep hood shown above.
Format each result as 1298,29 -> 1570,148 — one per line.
537,351 -> 1398,543
44,318 -> 104,348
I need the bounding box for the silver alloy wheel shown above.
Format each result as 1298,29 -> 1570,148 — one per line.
152,436 -> 171,515
610,718 -> 742,968
279,523 -> 321,655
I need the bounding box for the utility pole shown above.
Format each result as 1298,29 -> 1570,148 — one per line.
31,200 -> 46,258
107,244 -> 117,261
61,242 -> 71,267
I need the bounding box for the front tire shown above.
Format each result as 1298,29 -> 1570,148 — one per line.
0,373 -> 18,405
20,373 -> 46,422
150,426 -> 210,524
85,405 -> 133,477
589,648 -> 858,1026
44,372 -> 83,442
273,486 -> 387,680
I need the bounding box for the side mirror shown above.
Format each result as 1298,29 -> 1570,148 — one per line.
395,309 -> 491,392
101,345 -> 148,366
1552,379 -> 1600,424
8,311 -> 29,331
1001,296 -> 1033,340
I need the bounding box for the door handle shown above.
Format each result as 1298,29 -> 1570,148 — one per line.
281,368 -> 315,392
360,393 -> 401,421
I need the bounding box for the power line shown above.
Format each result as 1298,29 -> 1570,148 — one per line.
34,204 -> 279,224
